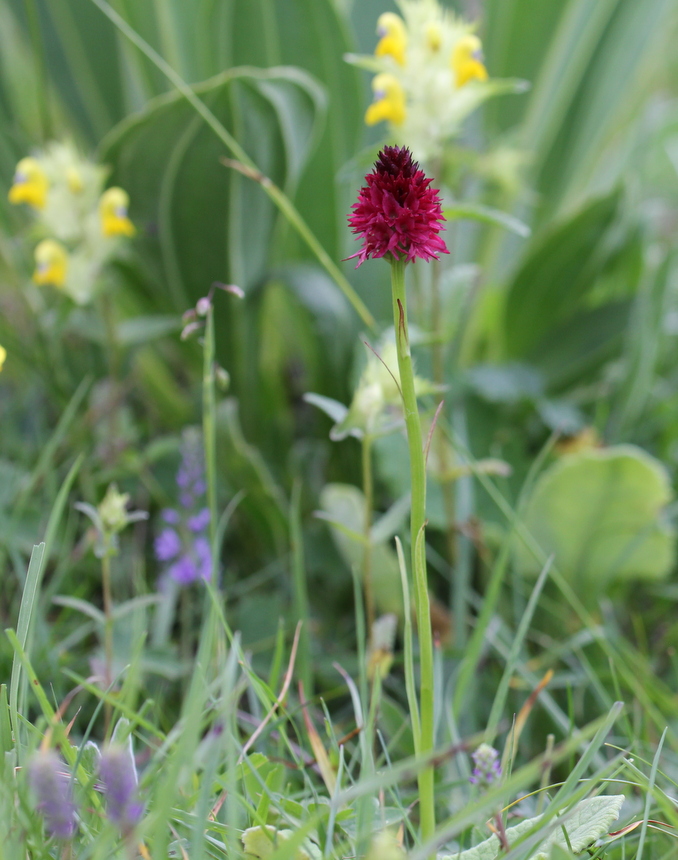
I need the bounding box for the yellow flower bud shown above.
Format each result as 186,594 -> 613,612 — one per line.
0,344 -> 6,372
375,12 -> 407,66
8,157 -> 49,209
451,34 -> 488,87
365,73 -> 406,127
99,187 -> 136,237
426,22 -> 443,52
33,239 -> 68,288
66,166 -> 84,194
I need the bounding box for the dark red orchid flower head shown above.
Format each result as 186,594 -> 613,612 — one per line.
348,145 -> 448,266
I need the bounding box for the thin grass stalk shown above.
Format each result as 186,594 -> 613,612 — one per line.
389,258 -> 435,845
290,480 -> 312,696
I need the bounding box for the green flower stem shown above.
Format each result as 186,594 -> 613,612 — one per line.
101,552 -> 113,732
362,433 -> 375,632
390,258 -> 435,845
202,304 -> 218,578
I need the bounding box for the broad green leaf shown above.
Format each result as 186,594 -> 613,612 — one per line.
503,190 -> 621,358
319,484 -> 404,619
100,66 -> 325,308
529,300 -> 632,392
514,445 -> 674,595
446,795 -> 624,860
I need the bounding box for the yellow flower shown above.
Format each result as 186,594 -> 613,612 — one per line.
99,187 -> 135,237
33,239 -> 68,288
365,73 -> 407,126
8,157 -> 49,209
375,12 -> 407,66
451,34 -> 488,86
0,344 -> 6,372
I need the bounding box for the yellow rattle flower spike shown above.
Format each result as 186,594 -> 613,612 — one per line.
33,239 -> 69,288
8,157 -> 49,210
365,73 -> 407,127
99,187 -> 136,238
375,12 -> 407,66
451,34 -> 488,87
0,344 -> 6,372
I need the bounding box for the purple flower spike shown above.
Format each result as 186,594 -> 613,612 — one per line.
28,750 -> 77,839
154,528 -> 181,561
469,743 -> 502,789
168,554 -> 199,585
155,428 -> 216,587
188,508 -> 210,533
99,743 -> 143,833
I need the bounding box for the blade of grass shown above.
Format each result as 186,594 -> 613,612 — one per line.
396,535 -> 420,754
636,727 -> 667,860
486,555 -> 553,745
453,433 -> 557,718
290,480 -> 311,696
8,542 -> 45,757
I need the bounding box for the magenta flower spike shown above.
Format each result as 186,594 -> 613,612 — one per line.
348,145 -> 448,267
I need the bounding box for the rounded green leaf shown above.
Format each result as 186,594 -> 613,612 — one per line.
515,445 -> 674,593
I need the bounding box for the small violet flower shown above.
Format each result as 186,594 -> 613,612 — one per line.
28,750 -> 77,839
99,743 -> 143,832
347,145 -> 448,267
469,743 -> 502,789
154,429 -> 213,585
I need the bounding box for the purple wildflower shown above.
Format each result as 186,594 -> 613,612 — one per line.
28,750 -> 77,838
155,428 -> 213,586
154,527 -> 181,561
99,744 -> 143,832
469,743 -> 502,789
188,508 -> 210,533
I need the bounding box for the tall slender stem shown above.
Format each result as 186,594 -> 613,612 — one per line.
202,305 -> 218,580
390,258 -> 435,845
101,553 -> 113,732
361,434 -> 375,632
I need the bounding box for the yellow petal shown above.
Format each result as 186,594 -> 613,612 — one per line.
451,35 -> 488,87
365,99 -> 404,126
0,344 -> 6,372
375,12 -> 407,65
366,74 -> 407,126
33,239 -> 69,288
8,157 -> 49,209
99,187 -> 136,237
